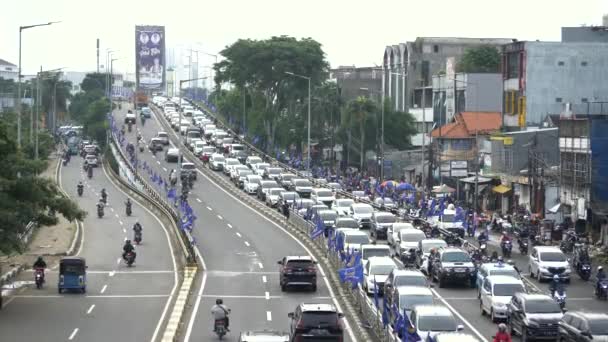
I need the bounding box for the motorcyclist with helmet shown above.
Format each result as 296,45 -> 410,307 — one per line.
596,266 -> 606,295
33,256 -> 47,284
122,240 -> 136,261
211,299 -> 231,332
549,274 -> 565,297
101,188 -> 108,203
77,181 -> 84,196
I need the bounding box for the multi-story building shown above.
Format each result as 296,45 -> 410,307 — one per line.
0,58 -> 18,81
561,15 -> 608,43
501,41 -> 608,129
330,66 -> 382,103
382,37 -> 513,146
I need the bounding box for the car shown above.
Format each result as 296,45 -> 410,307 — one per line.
233,150 -> 248,164
529,246 -> 571,282
340,230 -> 371,254
559,311 -> 608,342
374,197 -> 396,210
238,330 -> 289,342
384,269 -> 429,307
234,169 -> 253,188
244,175 -> 263,194
252,163 -> 270,177
349,203 -> 374,229
314,210 -> 339,232
476,262 -> 521,290
84,154 -> 98,167
360,244 -> 391,265
363,256 -> 398,295
387,222 -> 416,249
257,180 -> 280,201
228,144 -> 245,158
200,146 -> 216,160
245,156 -> 263,169
141,107 -> 152,118
125,111 -> 136,124
288,303 -> 344,341
334,217 -> 360,230
186,130 -> 202,147
327,182 -> 342,193
410,305 -> 463,339
389,286 -> 434,323
311,188 -> 336,207
277,191 -> 300,210
83,144 -> 99,155
294,199 -> 315,216
181,162 -> 197,180
156,132 -> 169,145
277,173 -> 296,189
192,140 -> 206,156
332,199 -> 355,217
417,239 -> 448,269
306,204 -> 327,221
370,211 -> 397,241
291,178 -> 313,198
434,332 -> 480,342
148,138 -> 164,151
507,293 -> 563,340
395,228 -> 427,258
265,188 -> 286,207
278,256 -> 317,291
352,190 -> 370,201
209,154 -> 226,171
230,164 -> 250,181
480,275 -> 526,322
431,247 -> 476,288
165,148 -> 180,162
223,158 -> 241,176
263,167 -> 282,181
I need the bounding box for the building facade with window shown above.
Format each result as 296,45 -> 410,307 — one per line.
0,58 -> 18,81
501,41 -> 608,129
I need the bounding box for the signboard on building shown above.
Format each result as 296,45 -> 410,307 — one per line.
578,198 -> 586,220
451,169 -> 468,177
451,160 -> 467,169
135,25 -> 165,91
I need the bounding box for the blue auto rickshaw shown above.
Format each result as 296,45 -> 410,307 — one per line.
58,257 -> 87,293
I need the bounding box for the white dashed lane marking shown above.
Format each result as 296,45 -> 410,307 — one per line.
244,241 -> 250,247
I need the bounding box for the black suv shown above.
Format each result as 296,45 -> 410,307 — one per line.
559,311 -> 608,342
431,247 -> 476,288
288,303 -> 344,341
278,256 -> 317,291
370,212 -> 397,241
507,293 -> 563,341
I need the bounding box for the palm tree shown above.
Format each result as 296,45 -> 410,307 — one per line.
344,96 -> 376,170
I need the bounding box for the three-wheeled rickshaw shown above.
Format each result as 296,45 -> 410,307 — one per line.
58,257 -> 87,294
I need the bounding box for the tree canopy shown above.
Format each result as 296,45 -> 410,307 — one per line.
69,73 -> 110,147
457,45 -> 501,73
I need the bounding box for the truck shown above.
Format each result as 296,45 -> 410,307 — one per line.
133,91 -> 148,110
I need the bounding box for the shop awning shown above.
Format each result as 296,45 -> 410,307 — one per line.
459,176 -> 492,184
548,203 -> 561,213
492,184 -> 512,194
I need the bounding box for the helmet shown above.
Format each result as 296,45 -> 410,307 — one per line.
126,240 -> 131,244
216,299 -> 223,305
498,323 -> 507,332
553,275 -> 560,281
37,256 -> 44,262
497,256 -> 504,263
599,266 -> 604,272
502,231 -> 507,235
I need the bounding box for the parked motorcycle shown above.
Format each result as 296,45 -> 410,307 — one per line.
87,167 -> 93,179
34,268 -> 45,289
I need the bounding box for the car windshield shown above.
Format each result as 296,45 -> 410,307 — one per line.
337,199 -> 354,207
354,206 -> 373,214
268,168 -> 281,175
320,212 -> 338,220
362,248 -> 390,259
490,269 -> 520,278
493,284 -> 525,296
203,147 -> 215,153
182,164 -> 195,170
281,174 -> 294,181
399,295 -> 433,310
238,170 -> 253,176
282,193 -> 298,200
539,252 -> 567,262
249,157 -> 262,163
370,264 -> 395,275
336,219 -> 359,228
441,252 -> 470,263
421,242 -> 447,253
400,231 -> 426,242
589,319 -> 608,335
296,180 -> 312,187
317,190 -> 333,197
232,145 -> 244,151
301,311 -> 339,327
525,299 -> 561,313
376,215 -> 396,223
226,159 -> 240,165
270,189 -> 284,196
418,315 -> 457,332
442,214 -> 455,222
345,234 -> 369,245
394,275 -> 427,287
213,156 -> 225,162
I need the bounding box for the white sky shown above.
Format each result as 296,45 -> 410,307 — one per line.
2,0 -> 608,76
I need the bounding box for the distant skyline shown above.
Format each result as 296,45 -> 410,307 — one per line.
2,0 -> 607,77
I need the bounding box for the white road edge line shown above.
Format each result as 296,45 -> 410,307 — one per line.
227,224 -> 232,229
101,163 -> 179,342
68,328 -> 79,340
236,232 -> 242,238
266,311 -> 272,321
244,241 -> 250,247
86,304 -> 95,314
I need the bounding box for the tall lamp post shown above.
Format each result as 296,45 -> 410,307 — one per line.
110,57 -> 121,114
178,77 -> 207,179
17,21 -> 60,149
285,71 -> 312,172
34,67 -> 64,160
360,87 -> 385,180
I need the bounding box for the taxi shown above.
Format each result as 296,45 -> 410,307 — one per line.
475,261 -> 520,290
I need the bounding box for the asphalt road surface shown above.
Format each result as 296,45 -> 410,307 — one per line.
124,107 -> 357,342
0,148 -> 177,342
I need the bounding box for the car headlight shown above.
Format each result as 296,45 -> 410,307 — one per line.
524,319 -> 540,328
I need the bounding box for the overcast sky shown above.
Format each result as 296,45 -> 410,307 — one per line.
2,0 -> 607,76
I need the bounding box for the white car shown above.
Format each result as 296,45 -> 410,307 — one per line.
230,165 -> 250,181
396,228 -> 427,258
480,275 -> 526,322
311,188 -> 336,207
333,199 -> 354,216
246,156 -> 263,169
339,230 -> 370,254
209,154 -> 226,171
392,286 -> 434,318
352,190 -> 370,202
410,305 -> 463,339
193,141 -> 206,156
265,188 -> 285,207
252,163 -> 270,177
85,154 -> 98,167
244,175 -> 262,194
188,138 -> 203,151
417,239 -> 448,271
223,158 -> 241,175
387,222 -> 416,249
360,244 -> 391,265
156,132 -> 169,145
363,256 -> 397,295
529,246 -> 571,281
349,203 -> 374,228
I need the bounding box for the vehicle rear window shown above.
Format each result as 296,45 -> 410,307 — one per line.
282,193 -> 298,200
394,275 -> 427,287
268,168 -> 281,174
281,174 -> 295,181
418,315 -> 457,332
270,189 -> 284,196
301,311 -> 339,327
213,156 -> 225,162
238,170 -> 253,176
399,231 -> 426,242
375,215 -> 396,223
493,284 -> 525,296
362,248 -> 390,259
286,260 -> 314,268
337,199 -> 354,207
370,264 -> 395,275
316,190 -> 333,197
354,206 -> 373,214
296,180 -> 312,187
525,299 -> 561,313
399,294 -> 433,311
336,219 -> 359,229
262,182 -> 279,188
441,252 -> 470,263
182,164 -> 195,170
345,234 -> 369,245
231,145 -> 244,151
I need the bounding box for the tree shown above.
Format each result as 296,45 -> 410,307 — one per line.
0,120 -> 86,253
80,72 -> 108,93
382,100 -> 418,150
457,45 -> 501,73
343,96 -> 377,169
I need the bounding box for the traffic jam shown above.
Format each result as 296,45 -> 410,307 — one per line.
140,95 -> 608,342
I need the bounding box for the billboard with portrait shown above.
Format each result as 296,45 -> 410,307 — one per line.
135,25 -> 165,91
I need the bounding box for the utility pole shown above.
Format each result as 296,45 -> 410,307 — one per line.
35,65 -> 41,160
474,130 -> 479,214
421,80 -> 427,190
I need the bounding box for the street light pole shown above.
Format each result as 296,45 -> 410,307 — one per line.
285,71 -> 312,172
17,21 -> 60,149
360,87 -> 385,180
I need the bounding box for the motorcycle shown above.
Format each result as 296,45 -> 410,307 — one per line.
517,238 -> 529,255
577,263 -> 592,281
127,123 -> 132,132
101,193 -> 107,205
126,204 -> 132,216
479,243 -> 488,256
400,250 -> 417,268
214,319 -> 227,339
530,234 -> 542,246
87,167 -> 93,179
596,280 -> 608,300
97,206 -> 104,218
77,186 -> 84,197
501,240 -> 513,258
34,268 -> 45,289
63,158 -> 68,166
552,289 -> 567,312
134,231 -> 142,245
125,251 -> 136,267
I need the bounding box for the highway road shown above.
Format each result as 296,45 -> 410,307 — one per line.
119,105 -> 357,342
0,145 -> 177,342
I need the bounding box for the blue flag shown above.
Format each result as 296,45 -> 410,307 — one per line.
310,215 -> 324,239
167,188 -> 177,200
402,308 -> 422,341
382,296 -> 389,328
373,276 -> 379,308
